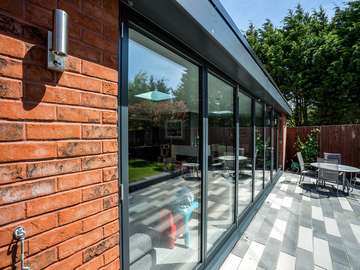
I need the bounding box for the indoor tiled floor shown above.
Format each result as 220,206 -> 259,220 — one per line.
221,172 -> 360,270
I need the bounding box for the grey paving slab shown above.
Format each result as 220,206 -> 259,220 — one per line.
221,172 -> 360,270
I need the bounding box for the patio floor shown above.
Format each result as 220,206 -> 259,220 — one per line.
220,172 -> 360,270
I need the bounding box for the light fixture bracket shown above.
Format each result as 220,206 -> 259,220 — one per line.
47,31 -> 66,72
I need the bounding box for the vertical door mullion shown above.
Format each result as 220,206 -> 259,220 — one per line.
201,66 -> 208,264
251,100 -> 255,202
234,87 -> 239,221
119,5 -> 129,270
271,108 -> 274,182
263,104 -> 266,189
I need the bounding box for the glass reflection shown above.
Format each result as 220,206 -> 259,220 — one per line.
254,102 -> 264,197
264,105 -> 272,184
207,74 -> 235,252
238,92 -> 253,215
128,29 -> 200,270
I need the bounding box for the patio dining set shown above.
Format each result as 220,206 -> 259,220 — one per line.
297,152 -> 360,194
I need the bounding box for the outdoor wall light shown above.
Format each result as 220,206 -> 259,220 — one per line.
47,9 -> 68,72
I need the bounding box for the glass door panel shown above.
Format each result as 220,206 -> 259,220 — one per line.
207,73 -> 235,252
238,92 -> 253,215
254,102 -> 264,197
264,105 -> 272,185
128,28 -> 201,270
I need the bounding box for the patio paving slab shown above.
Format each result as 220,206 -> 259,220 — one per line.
220,172 -> 360,270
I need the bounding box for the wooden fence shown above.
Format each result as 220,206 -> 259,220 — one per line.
286,125 -> 360,168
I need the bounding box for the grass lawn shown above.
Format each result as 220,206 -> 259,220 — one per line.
129,159 -> 165,183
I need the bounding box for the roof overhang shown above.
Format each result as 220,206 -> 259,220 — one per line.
122,0 -> 292,115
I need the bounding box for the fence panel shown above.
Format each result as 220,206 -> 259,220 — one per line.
286,125 -> 360,168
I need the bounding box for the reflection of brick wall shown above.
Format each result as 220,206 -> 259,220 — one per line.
0,1 -> 119,269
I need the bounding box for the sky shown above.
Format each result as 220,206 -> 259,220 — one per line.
220,0 -> 347,31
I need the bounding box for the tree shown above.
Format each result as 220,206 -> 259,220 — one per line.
245,1 -> 360,126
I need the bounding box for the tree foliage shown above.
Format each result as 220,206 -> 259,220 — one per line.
246,1 -> 360,126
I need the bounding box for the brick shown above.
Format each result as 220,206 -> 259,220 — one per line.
66,56 -> 81,73
0,77 -> 22,99
102,111 -> 117,124
82,181 -> 118,202
58,227 -> 103,259
57,106 -> 101,123
0,34 -> 25,58
0,142 -> 57,162
102,81 -> 118,96
26,158 -> 81,179
83,208 -> 118,232
25,2 -> 52,28
78,255 -> 103,270
0,56 -> 22,79
0,100 -> 56,121
29,0 -> 57,9
103,140 -> 117,153
81,92 -> 117,109
82,29 -> 105,51
103,53 -> 117,70
0,202 -> 25,226
103,23 -> 118,43
24,84 -> 81,105
0,122 -> 24,141
24,63 -> 54,82
0,178 -> 55,205
58,199 -> 103,225
103,194 -> 118,210
29,221 -> 82,254
24,44 -> 46,65
0,0 -> 24,18
103,220 -> 119,238
28,248 -> 57,269
0,163 -> 26,184
0,244 -> 24,269
68,40 -> 102,63
82,125 -> 117,139
100,258 -> 119,270
103,167 -> 118,182
0,213 -> 57,247
103,246 -> 119,265
83,233 -> 118,263
58,72 -> 102,92
58,141 -> 102,157
82,60 -> 118,82
26,189 -> 82,217
82,153 -> 117,170
57,170 -> 102,191
27,123 -> 81,140
46,251 -> 82,270
103,0 -> 118,18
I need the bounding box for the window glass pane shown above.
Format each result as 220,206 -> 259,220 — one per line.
207,73 -> 235,252
254,102 -> 264,197
238,92 -> 252,215
128,28 -> 201,269
265,105 -> 272,184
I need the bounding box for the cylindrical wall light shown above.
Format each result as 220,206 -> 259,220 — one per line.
47,9 -> 69,72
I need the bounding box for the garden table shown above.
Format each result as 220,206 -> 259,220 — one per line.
310,162 -> 360,193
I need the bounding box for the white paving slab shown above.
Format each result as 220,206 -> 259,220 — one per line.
270,219 -> 287,242
302,195 -> 311,202
295,185 -> 302,194
338,197 -> 353,212
238,241 -> 265,270
282,197 -> 293,208
312,206 -> 324,221
324,217 -> 341,237
220,253 -> 242,270
314,237 -> 333,270
280,183 -> 288,192
276,252 -> 296,270
350,224 -> 360,244
298,226 -> 313,252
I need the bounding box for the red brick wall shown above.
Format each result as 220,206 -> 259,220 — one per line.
0,1 -> 120,269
